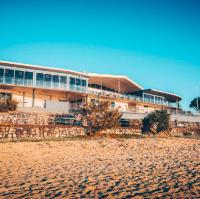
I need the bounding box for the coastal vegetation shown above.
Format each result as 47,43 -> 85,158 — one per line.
190,97 -> 200,112
81,101 -> 122,135
142,110 -> 170,134
0,99 -> 18,112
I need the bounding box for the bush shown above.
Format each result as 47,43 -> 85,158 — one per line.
142,110 -> 170,134
81,101 -> 122,135
0,99 -> 18,112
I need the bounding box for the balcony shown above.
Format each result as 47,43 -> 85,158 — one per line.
0,76 -> 87,93
87,87 -> 176,107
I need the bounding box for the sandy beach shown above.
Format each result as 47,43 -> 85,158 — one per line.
0,137 -> 200,198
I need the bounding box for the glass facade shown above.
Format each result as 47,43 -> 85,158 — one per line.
60,76 -> 67,90
24,71 -> 33,86
15,70 -> 24,85
0,92 -> 12,101
52,75 -> 59,88
5,69 -> 14,84
0,68 -> 4,83
0,66 -> 88,93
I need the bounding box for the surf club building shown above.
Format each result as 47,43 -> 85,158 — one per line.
0,61 -> 181,115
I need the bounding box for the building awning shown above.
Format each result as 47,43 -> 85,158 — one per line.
0,60 -> 89,78
88,73 -> 143,93
143,89 -> 182,102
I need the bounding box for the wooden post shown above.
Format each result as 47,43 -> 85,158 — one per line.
23,92 -> 25,107
32,89 -> 35,107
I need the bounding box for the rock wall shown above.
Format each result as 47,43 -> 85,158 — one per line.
0,112 -> 199,141
0,112 -> 53,125
0,125 -> 85,141
169,121 -> 200,137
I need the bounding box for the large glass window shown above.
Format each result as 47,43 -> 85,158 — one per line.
24,71 -> 33,86
81,79 -> 87,92
52,75 -> 59,88
60,76 -> 67,89
44,74 -> 52,87
36,73 -> 44,87
0,68 -> 4,83
70,77 -> 75,90
76,78 -> 81,86
0,92 -> 12,101
76,78 -> 81,91
5,69 -> 14,84
15,70 -> 24,85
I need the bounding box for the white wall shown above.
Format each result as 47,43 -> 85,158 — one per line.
45,101 -> 69,113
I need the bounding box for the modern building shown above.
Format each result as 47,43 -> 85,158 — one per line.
0,61 -> 181,114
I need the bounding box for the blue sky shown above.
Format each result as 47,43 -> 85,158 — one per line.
0,0 -> 200,110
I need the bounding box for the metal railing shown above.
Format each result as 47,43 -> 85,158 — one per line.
0,76 -> 87,93
87,88 -> 176,107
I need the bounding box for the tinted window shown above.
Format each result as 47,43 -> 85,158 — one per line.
15,70 -> 24,78
76,78 -> 81,86
70,77 -> 75,85
5,69 -> 14,77
36,73 -> 44,80
60,76 -> 67,83
44,74 -> 51,81
0,68 -> 4,76
53,75 -> 59,82
81,79 -> 86,87
25,72 -> 33,79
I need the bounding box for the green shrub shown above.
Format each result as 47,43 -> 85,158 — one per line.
81,101 -> 122,135
142,110 -> 170,134
0,99 -> 18,112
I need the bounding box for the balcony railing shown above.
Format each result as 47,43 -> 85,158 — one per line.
87,88 -> 176,107
0,76 -> 87,93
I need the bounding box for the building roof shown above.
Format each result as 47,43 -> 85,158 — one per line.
0,60 -> 89,78
0,60 -> 182,102
88,73 -> 143,93
143,89 -> 182,102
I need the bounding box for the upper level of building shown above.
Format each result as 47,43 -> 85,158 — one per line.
0,60 -> 182,107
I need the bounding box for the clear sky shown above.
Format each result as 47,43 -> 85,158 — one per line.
0,0 -> 200,110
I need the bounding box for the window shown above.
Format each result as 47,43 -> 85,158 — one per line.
24,71 -> 33,86
44,74 -> 52,87
15,70 -> 24,85
81,79 -> 86,87
60,76 -> 67,89
0,68 -> 4,77
53,75 -> 59,83
70,77 -> 75,90
76,78 -> 81,86
52,75 -> 59,88
36,73 -> 44,81
70,77 -> 75,85
5,69 -> 14,84
25,72 -> 33,80
0,68 -> 4,83
44,74 -> 51,82
0,92 -> 12,101
36,73 -> 44,87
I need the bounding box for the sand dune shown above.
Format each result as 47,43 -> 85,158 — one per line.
0,138 -> 200,198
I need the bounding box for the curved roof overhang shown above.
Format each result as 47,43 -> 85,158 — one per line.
0,60 -> 89,78
143,89 -> 182,102
88,73 -> 143,93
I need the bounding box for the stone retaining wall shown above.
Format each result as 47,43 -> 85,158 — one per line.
0,112 -> 199,141
0,125 -> 85,141
0,112 -> 53,125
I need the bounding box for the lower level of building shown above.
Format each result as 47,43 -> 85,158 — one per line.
0,84 -> 179,115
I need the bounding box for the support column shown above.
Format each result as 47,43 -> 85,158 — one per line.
23,92 -> 25,107
118,80 -> 121,93
32,89 -> 35,107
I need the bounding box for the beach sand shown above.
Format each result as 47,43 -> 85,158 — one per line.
0,138 -> 200,198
